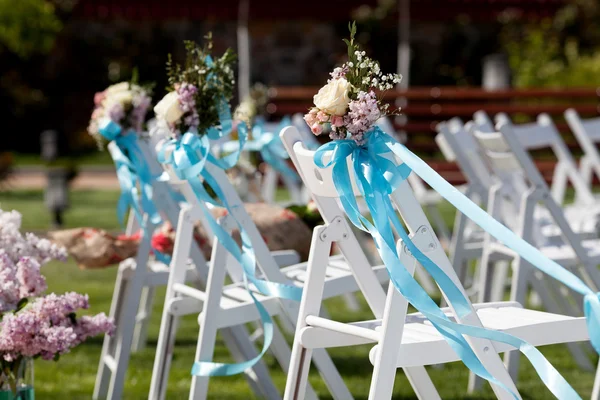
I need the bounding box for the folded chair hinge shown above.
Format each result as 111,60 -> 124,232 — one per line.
319,216 -> 350,242
401,225 -> 438,257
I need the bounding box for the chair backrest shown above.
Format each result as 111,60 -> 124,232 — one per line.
472,121 -> 586,249
281,125 -> 476,314
495,112 -> 595,205
565,108 -> 600,185
156,139 -> 297,287
436,118 -> 493,203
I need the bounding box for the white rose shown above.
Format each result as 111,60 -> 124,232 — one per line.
154,91 -> 185,124
105,90 -> 133,107
313,78 -> 351,116
106,82 -> 130,94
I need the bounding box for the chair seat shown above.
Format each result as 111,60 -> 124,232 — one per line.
298,301 -> 588,368
171,256 -> 389,329
539,238 -> 600,267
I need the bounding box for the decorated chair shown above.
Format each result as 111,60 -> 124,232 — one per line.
148,137 -> 390,400
94,135 -> 290,400
280,124 -> 593,400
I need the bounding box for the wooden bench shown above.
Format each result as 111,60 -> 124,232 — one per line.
268,87 -> 600,184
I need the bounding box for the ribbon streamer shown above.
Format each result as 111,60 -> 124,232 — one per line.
99,119 -> 171,265
314,126 -> 591,399
157,99 -> 302,377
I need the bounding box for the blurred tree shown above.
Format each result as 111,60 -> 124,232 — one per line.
0,0 -> 62,58
501,0 -> 600,87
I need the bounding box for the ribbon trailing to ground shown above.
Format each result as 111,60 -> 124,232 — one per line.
157,93 -> 302,377
314,126 -> 593,399
99,120 -> 171,265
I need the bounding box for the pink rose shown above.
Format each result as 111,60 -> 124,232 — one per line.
304,112 -> 316,126
331,115 -> 345,127
317,111 -> 329,122
311,123 -> 323,136
94,92 -> 105,106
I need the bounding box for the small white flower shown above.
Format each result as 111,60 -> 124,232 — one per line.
360,62 -> 366,69
372,78 -> 378,86
348,62 -> 354,67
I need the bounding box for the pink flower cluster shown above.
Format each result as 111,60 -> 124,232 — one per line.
304,90 -> 381,144
87,82 -> 153,149
0,209 -> 114,363
0,293 -> 115,361
0,209 -> 67,265
176,82 -> 200,131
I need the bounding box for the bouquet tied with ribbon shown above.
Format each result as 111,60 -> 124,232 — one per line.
306,22 -> 600,399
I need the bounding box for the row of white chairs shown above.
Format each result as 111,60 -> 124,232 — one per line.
94,108 -> 600,399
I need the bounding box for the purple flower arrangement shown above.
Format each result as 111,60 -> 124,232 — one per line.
0,209 -> 114,388
304,22 -> 402,144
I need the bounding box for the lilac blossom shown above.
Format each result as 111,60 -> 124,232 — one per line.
0,293 -> 115,362
344,90 -> 381,144
176,82 -> 200,131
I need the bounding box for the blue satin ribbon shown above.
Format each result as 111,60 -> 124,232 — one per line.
157,96 -> 302,377
314,126 -> 589,399
99,119 -> 171,265
220,116 -> 300,183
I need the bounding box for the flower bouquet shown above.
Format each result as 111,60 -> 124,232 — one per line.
87,79 -> 153,148
154,35 -> 236,139
0,209 -> 114,398
304,22 -> 401,144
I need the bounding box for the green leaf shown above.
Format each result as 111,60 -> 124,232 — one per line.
15,298 -> 27,312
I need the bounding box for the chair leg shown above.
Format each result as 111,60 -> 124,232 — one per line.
529,273 -> 594,372
284,226 -> 332,400
404,367 -> 442,400
368,285 -> 407,400
222,325 -> 283,400
94,233 -> 152,400
132,285 -> 156,352
94,262 -> 132,400
149,308 -> 180,400
189,234 -> 231,400
504,259 -> 532,384
592,359 -> 600,400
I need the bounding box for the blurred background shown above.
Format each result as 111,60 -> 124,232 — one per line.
4,0 -> 595,158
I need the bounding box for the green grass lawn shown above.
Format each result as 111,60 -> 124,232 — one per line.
1,189 -> 597,399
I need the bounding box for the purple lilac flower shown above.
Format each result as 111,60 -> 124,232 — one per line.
0,293 -> 114,361
108,102 -> 125,123
344,90 -> 381,145
177,83 -> 200,130
16,257 -> 47,299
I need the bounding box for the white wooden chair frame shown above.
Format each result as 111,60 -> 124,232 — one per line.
565,109 -> 600,202
95,138 -> 301,400
148,141 -> 390,400
469,117 -> 599,390
280,125 -> 589,400
94,139 -> 207,399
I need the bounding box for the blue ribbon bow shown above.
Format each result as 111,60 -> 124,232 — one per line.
314,126 -> 594,399
157,98 -> 303,377
99,119 -> 171,265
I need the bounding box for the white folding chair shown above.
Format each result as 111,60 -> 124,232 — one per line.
94,138 -> 209,400
281,125 -> 590,400
468,119 -> 599,389
565,108 -> 600,202
148,140 -> 390,400
479,111 -> 600,233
